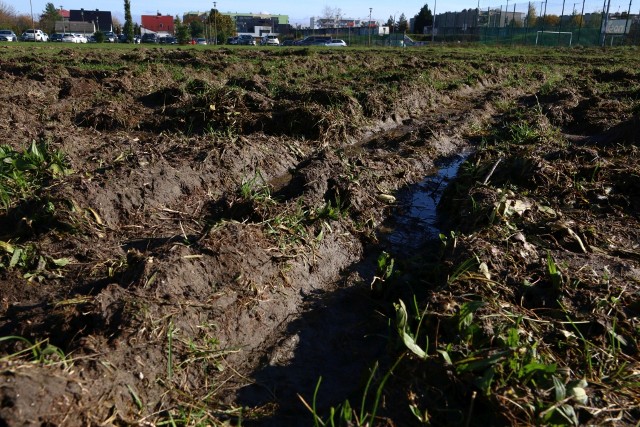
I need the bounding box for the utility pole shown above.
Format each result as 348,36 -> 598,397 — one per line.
213,1 -> 217,45
432,0 -> 437,42
369,8 -> 372,46
601,0 -> 611,46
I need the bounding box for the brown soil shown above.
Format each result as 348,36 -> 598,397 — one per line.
0,45 -> 638,426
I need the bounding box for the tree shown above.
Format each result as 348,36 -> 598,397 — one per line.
398,13 -> 409,32
39,3 -> 61,34
321,6 -> 342,21
174,15 -> 190,44
0,1 -> 16,29
211,13 -> 235,42
413,4 -> 433,34
123,0 -> 133,42
112,17 -> 122,34
16,14 -> 33,33
587,11 -> 602,29
571,13 -> 584,28
189,19 -> 204,38
386,15 -> 395,31
542,14 -> 560,27
526,3 -> 537,27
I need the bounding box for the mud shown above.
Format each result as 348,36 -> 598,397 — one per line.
0,45 -> 639,426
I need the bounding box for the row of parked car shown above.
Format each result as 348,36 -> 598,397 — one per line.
1,29 -> 349,47
225,35 -> 347,47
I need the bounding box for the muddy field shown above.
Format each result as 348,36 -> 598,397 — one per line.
0,44 -> 638,426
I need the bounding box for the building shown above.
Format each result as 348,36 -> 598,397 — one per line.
315,18 -> 364,29
141,14 -> 175,35
67,9 -> 113,32
227,12 -> 289,36
182,10 -> 290,37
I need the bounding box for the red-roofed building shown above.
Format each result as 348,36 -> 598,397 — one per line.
141,14 -> 175,35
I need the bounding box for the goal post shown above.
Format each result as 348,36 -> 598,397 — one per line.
535,31 -> 573,46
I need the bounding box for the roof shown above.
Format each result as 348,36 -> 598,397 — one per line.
69,9 -> 113,32
141,15 -> 175,33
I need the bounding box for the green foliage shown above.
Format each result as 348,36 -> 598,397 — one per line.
301,357 -> 404,427
175,22 -> 190,45
0,335 -> 68,366
189,20 -> 204,39
122,0 -> 134,42
413,3 -> 434,33
0,240 -> 70,280
94,30 -> 105,43
0,140 -> 71,211
39,3 -> 62,34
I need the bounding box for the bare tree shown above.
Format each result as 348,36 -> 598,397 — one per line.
0,1 -> 17,28
321,6 -> 342,20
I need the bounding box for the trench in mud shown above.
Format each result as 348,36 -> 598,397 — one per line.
237,148 -> 471,425
382,151 -> 471,254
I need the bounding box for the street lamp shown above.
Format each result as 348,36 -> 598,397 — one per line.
60,5 -> 64,34
368,7 -> 372,46
81,8 -> 84,36
432,0 -> 437,42
213,1 -> 217,45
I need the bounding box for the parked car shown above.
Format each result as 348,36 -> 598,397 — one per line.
0,29 -> 18,42
159,36 -> 177,44
195,38 -> 207,45
21,29 -> 48,42
260,34 -> 280,46
118,34 -> 141,43
227,36 -> 239,45
280,39 -> 295,46
141,33 -> 159,43
62,33 -> 80,43
237,35 -> 256,45
103,31 -> 117,42
75,33 -> 88,43
325,39 -> 347,47
49,32 -> 64,42
295,36 -> 332,46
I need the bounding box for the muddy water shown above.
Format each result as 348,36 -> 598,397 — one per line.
383,152 -> 470,253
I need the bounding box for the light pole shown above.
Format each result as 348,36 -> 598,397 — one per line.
60,5 -> 64,34
432,0 -> 437,42
81,8 -> 84,36
213,1 -> 217,45
368,7 -> 372,46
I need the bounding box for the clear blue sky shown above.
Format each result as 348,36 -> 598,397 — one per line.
17,0 -> 473,26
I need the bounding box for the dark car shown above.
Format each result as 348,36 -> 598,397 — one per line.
49,33 -> 64,42
141,33 -> 159,43
159,36 -> 177,44
295,36 -> 332,46
103,31 -> 117,42
237,35 -> 256,45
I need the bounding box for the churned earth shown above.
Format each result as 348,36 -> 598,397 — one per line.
0,44 -> 638,426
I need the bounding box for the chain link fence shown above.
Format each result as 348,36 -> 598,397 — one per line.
430,0 -> 639,46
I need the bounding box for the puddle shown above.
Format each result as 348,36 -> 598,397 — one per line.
383,151 -> 470,252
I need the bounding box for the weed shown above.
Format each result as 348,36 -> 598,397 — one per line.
239,171 -> 272,203
0,140 -> 71,211
0,336 -> 69,366
300,356 -> 404,427
0,240 -> 70,280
